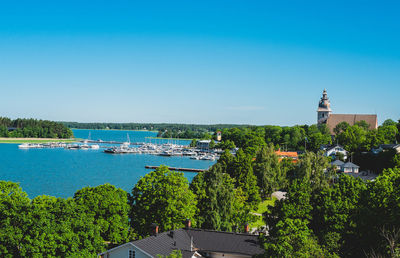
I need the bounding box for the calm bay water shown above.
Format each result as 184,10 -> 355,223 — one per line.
0,129 -> 215,198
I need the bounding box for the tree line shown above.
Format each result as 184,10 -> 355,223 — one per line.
0,117 -> 73,138
61,121 -> 248,138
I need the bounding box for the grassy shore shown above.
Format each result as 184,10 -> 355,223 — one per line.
0,138 -> 79,144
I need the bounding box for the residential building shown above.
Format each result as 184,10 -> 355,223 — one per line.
322,145 -> 348,160
342,162 -> 360,173
275,150 -> 298,162
331,160 -> 359,173
331,159 -> 344,171
99,222 -> 264,258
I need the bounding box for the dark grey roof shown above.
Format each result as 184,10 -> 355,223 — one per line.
131,228 -> 264,257
133,229 -> 192,257
343,162 -> 359,168
187,229 -> 264,255
331,160 -> 344,166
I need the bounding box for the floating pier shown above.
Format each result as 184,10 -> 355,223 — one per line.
145,166 -> 206,173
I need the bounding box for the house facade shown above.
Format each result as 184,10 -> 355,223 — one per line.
323,145 -> 348,160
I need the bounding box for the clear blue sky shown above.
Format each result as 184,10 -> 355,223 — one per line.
0,1 -> 399,125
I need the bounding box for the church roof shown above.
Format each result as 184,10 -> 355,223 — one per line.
326,114 -> 378,134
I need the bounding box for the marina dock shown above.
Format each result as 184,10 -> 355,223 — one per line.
145,166 -> 206,173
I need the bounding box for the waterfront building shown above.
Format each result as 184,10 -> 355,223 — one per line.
196,140 -> 211,151
317,90 -> 378,134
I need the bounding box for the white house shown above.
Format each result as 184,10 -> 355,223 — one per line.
324,145 -> 348,160
342,162 -> 360,173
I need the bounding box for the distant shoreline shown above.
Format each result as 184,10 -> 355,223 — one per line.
147,137 -> 193,140
71,128 -> 159,132
0,138 -> 79,144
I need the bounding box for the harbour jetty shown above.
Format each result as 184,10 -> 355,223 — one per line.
145,166 -> 206,173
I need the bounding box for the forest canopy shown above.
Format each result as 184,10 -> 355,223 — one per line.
0,117 -> 73,139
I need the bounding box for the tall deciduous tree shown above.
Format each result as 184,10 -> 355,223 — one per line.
190,164 -> 254,232
230,149 -> 260,207
130,166 -> 197,237
309,174 -> 366,255
294,151 -> 334,191
0,181 -> 31,257
74,184 -> 131,244
355,168 -> 400,256
253,144 -> 287,198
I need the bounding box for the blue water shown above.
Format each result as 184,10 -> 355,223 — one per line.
0,129 -> 214,198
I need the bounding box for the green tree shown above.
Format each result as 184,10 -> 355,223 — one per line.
73,184 -> 130,244
190,164 -> 254,232
29,196 -> 105,256
294,151 -> 333,191
253,144 -> 287,198
355,168 -> 400,256
189,139 -> 197,147
230,149 -> 260,206
157,250 -> 182,258
333,121 -> 350,135
130,166 -> 197,237
306,124 -> 332,152
355,120 -> 370,131
310,174 -> 366,255
336,125 -> 368,152
382,119 -> 397,127
216,140 -> 236,150
264,218 -> 333,257
0,181 -> 31,257
0,182 -> 104,257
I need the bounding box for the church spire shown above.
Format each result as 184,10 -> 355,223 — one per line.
317,89 -> 332,124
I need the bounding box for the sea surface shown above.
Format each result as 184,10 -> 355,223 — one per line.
0,129 -> 215,198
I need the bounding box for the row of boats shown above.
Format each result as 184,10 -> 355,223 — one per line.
18,142 -> 219,161
104,143 -> 220,161
18,142 -> 100,149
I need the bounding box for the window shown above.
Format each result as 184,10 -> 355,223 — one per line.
129,250 -> 135,258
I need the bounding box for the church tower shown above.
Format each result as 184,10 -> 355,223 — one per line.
317,89 -> 332,124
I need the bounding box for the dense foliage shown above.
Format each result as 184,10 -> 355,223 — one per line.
263,167 -> 400,257
130,166 -> 197,237
0,117 -> 73,138
0,182 -> 105,257
190,164 -> 255,232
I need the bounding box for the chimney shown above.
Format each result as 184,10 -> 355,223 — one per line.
184,219 -> 191,229
244,223 -> 250,233
151,223 -> 159,236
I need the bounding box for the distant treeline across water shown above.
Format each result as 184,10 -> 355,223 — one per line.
0,117 -> 73,139
61,122 -> 250,139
